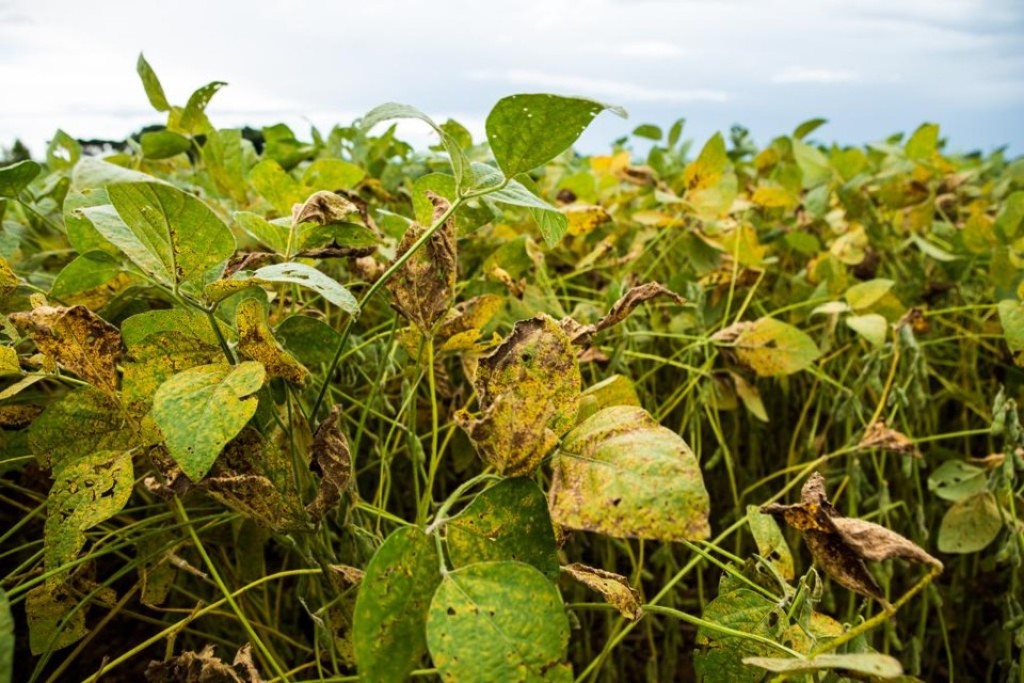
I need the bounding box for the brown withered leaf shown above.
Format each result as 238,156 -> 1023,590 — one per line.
456,315 -> 581,476
9,304 -> 121,393
145,644 -> 264,683
0,404 -> 42,428
292,190 -> 358,226
762,472 -> 941,604
562,563 -> 643,620
236,298 -> 310,386
562,282 -> 685,346
858,420 -> 921,458
387,191 -> 456,332
306,404 -> 353,521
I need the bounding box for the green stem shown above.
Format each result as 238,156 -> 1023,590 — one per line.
642,604 -> 804,658
418,335 -> 441,524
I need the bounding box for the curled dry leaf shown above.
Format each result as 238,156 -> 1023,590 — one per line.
9,304 -> 122,393
456,315 -> 581,476
306,404 -> 352,521
292,190 -> 358,226
562,563 -> 643,620
562,282 -> 685,346
145,644 -> 264,683
387,191 -> 457,332
0,404 -> 42,429
858,420 -> 921,457
762,472 -> 941,604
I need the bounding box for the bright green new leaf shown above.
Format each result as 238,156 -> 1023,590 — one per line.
743,653 -> 903,677
549,405 -> 710,541
0,589 -> 11,683
136,53 -> 170,112
928,460 -> 988,502
45,450 -> 134,575
107,182 -> 235,288
447,478 -> 560,579
486,94 -> 626,177
937,491 -> 1003,554
206,263 -> 358,315
0,160 -> 41,198
846,313 -> 888,347
632,124 -> 662,141
353,527 -> 441,683
426,561 -> 572,682
746,505 -> 794,580
179,81 -> 227,134
844,279 -> 894,310
152,361 -> 265,482
46,129 -> 81,172
905,123 -> 939,160
275,315 -> 343,367
717,318 -> 821,377
140,130 -> 192,159
793,140 -> 832,188
50,251 -> 123,299
28,387 -> 136,469
250,159 -> 304,215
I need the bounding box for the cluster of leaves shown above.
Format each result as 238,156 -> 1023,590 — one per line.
1,55 -> 1023,682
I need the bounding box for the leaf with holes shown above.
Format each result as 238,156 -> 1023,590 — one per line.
447,478 -> 559,579
151,361 -> 265,482
549,405 -> 710,541
427,561 -> 572,682
353,527 -> 441,683
928,460 -> 988,502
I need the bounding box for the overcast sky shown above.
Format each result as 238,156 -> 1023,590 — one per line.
1,0 -> 1022,158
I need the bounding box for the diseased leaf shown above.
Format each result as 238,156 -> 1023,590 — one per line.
151,362 -> 265,482
859,420 -> 920,457
206,263 -> 358,315
928,460 -> 988,502
746,505 -> 794,580
683,133 -> 738,217
731,373 -> 768,422
561,563 -> 643,620
236,299 -> 309,386
937,491 -> 1003,554
25,582 -> 87,654
306,405 -> 352,521
549,405 -> 710,541
713,317 -> 821,377
0,256 -> 19,303
387,192 -> 457,331
28,387 -> 136,468
9,304 -> 122,393
743,653 -> 903,677
562,282 -> 685,345
426,561 -> 572,682
179,81 -> 227,135
293,189 -> 358,227
447,478 -> 559,579
564,204 -> 612,236
457,315 -> 581,476
145,644 -> 264,683
576,374 -> 641,424
353,527 -> 441,683
0,346 -> 18,376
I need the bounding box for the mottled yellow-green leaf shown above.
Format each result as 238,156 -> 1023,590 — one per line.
45,450 -> 134,576
731,373 -> 768,422
25,582 -> 86,655
561,563 -> 643,620
684,133 -> 738,217
549,405 -> 710,541
564,204 -> 612,236
715,318 -> 821,377
457,315 -> 581,476
746,505 -> 794,580
577,374 -> 641,423
905,123 -> 939,161
751,186 -> 799,210
998,299 -> 1024,365
250,158 -> 303,215
28,387 -> 136,468
743,653 -> 903,678
388,192 -> 457,331
0,255 -> 19,304
426,561 -> 572,682
152,362 -> 265,482
8,304 -> 121,393
236,298 -> 309,386
0,346 -> 18,376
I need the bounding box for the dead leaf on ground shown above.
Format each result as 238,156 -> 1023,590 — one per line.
306,404 -> 353,521
562,563 -> 643,620
858,420 -> 921,457
145,643 -> 264,683
562,282 -> 685,346
762,472 -> 941,604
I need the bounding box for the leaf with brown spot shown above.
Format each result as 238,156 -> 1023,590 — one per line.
292,190 -> 358,227
712,317 -> 821,377
456,315 -> 581,476
762,472 -> 941,604
0,404 -> 42,428
236,298 -> 310,386
386,191 -> 456,332
858,420 -> 920,457
563,282 -> 685,345
562,563 -> 643,620
145,644 -> 264,683
306,404 -> 352,522
9,304 -> 121,393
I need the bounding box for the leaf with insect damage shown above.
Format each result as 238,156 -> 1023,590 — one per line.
235,298 -> 309,386
387,192 -> 457,332
561,282 -> 685,346
549,405 -> 709,542
712,317 -> 821,377
145,644 -> 264,683
9,304 -> 121,393
762,472 -> 941,604
152,362 -> 265,482
561,564 -> 643,620
456,315 -> 581,476
447,478 -> 559,579
306,404 -> 352,521
353,527 -> 441,683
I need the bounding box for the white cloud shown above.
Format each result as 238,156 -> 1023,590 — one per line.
613,41 -> 685,58
771,67 -> 860,85
471,69 -> 729,103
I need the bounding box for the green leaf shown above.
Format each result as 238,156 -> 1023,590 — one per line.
179,81 -> 227,134
905,123 -> 939,160
250,159 -> 304,215
50,251 -> 123,298
447,478 -> 559,579
140,130 -> 192,159
549,405 -> 710,541
107,182 -> 235,288
937,491 -> 1003,554
151,361 -> 265,482
136,53 -> 170,112
485,94 -> 626,177
202,129 -> 248,202
844,279 -> 894,310
353,527 -> 441,683
793,118 -> 828,140
683,133 -> 737,216
488,177 -> 568,246
0,590 -> 10,683
717,318 -> 821,377
28,387 -> 136,469
632,124 -> 662,141
995,191 -> 1024,240
577,374 -> 641,424
302,158 -> 365,192
0,160 -> 41,198
743,653 -> 903,677
206,263 -> 358,315
236,298 -> 309,386
694,582 -> 788,683
426,561 -> 572,682
46,130 -> 81,172
997,299 -> 1024,363
234,211 -> 289,254
928,460 -> 988,502
275,315 -> 343,367
792,140 -> 832,188
746,505 -> 794,580
362,103 -> 470,186
71,157 -> 158,190
845,313 -> 888,347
